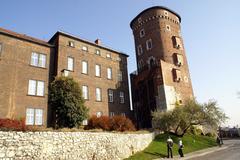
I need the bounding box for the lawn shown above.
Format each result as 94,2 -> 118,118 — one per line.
125,133 -> 217,160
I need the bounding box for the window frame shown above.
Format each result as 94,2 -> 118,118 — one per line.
106,53 -> 112,59
95,64 -> 101,77
108,89 -> 114,103
68,41 -> 75,47
107,67 -> 112,80
117,70 -> 123,82
137,45 -> 143,55
119,91 -> 125,104
67,56 -> 74,71
25,108 -> 44,126
82,46 -> 88,52
28,79 -> 45,97
95,49 -> 101,56
30,52 -> 47,68
81,60 -> 88,74
96,87 -> 102,102
82,85 -> 89,100
140,28 -> 145,38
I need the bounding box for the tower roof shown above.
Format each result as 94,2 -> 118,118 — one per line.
130,6 -> 181,29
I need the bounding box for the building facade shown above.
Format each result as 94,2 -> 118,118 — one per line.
130,6 -> 194,128
0,28 -> 131,127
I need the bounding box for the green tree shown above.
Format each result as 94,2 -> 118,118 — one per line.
49,77 -> 89,128
152,99 -> 228,137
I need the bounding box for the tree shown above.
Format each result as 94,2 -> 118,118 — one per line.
49,77 -> 89,128
152,99 -> 228,137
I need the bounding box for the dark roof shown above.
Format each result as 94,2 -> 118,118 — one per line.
49,31 -> 129,57
0,27 -> 54,47
130,6 -> 181,29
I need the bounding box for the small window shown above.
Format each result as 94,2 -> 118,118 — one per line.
28,80 -> 45,96
82,46 -> 88,51
30,52 -> 46,68
110,112 -> 115,117
146,39 -> 152,50
82,119 -> 88,125
108,89 -> 114,103
106,53 -> 111,59
164,11 -> 168,16
120,91 -> 125,104
137,45 -> 143,55
138,59 -> 144,70
172,69 -> 182,82
67,57 -> 74,71
174,53 -> 184,66
26,108 -> 43,125
68,41 -> 75,47
116,57 -> 121,61
172,36 -> 182,49
96,111 -> 103,118
138,17 -> 142,23
166,25 -> 171,31
140,29 -> 145,38
95,64 -> 101,77
82,85 -> 89,100
117,70 -> 123,82
96,88 -> 102,101
107,68 -> 112,79
82,61 -> 88,74
96,49 -> 101,55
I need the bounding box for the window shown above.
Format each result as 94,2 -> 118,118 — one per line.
82,46 -> 88,51
146,39 -> 152,50
107,68 -> 112,79
174,53 -> 184,66
172,36 -> 182,49
117,70 -> 123,82
26,108 -> 43,125
137,45 -> 143,55
138,59 -> 144,70
28,80 -> 45,96
121,113 -> 126,117
108,89 -> 114,103
140,29 -> 145,38
0,43 -> 2,56
164,11 -> 168,16
106,53 -> 111,59
67,57 -> 74,71
120,91 -> 125,104
82,61 -> 88,74
110,112 -> 115,117
116,57 -> 121,61
96,49 -> 101,55
166,25 -> 171,31
95,64 -> 101,77
96,88 -> 102,101
30,52 -> 46,68
68,41 -> 75,47
172,69 -> 182,82
138,17 -> 142,23
82,86 -> 88,100
96,111 -> 103,118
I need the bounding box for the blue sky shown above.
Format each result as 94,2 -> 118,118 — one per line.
1,0 -> 239,126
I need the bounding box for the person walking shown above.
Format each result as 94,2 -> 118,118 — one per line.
167,136 -> 173,158
178,138 -> 184,157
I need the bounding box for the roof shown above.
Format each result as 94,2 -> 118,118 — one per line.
49,31 -> 129,57
130,6 -> 181,29
0,27 -> 54,47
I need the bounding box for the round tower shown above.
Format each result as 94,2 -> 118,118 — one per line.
130,6 -> 194,128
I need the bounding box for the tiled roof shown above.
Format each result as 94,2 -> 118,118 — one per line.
0,27 -> 53,47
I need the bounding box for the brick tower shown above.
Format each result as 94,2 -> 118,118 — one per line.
130,6 -> 194,128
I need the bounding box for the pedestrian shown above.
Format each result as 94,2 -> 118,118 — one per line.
167,136 -> 173,158
216,136 -> 221,147
178,138 -> 184,157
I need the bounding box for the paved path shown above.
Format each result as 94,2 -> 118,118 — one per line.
187,139 -> 240,160
156,139 -> 240,160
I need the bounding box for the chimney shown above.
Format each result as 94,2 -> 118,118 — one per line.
95,39 -> 101,45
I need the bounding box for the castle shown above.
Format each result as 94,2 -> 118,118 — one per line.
0,6 -> 193,128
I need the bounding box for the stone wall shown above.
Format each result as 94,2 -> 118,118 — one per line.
0,131 -> 155,160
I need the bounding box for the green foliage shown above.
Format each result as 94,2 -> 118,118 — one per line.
49,77 -> 89,128
152,99 -> 228,136
125,133 -> 217,160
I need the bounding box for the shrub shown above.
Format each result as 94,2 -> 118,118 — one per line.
86,116 -> 110,130
85,115 -> 136,132
109,115 -> 136,131
0,118 -> 26,131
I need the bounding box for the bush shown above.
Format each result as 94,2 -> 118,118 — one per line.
0,118 -> 26,131
109,115 -> 136,132
85,115 -> 136,132
206,132 -> 215,137
86,116 -> 110,130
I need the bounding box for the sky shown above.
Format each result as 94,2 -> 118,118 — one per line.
1,0 -> 239,127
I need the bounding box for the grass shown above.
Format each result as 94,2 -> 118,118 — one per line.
126,133 -> 217,160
